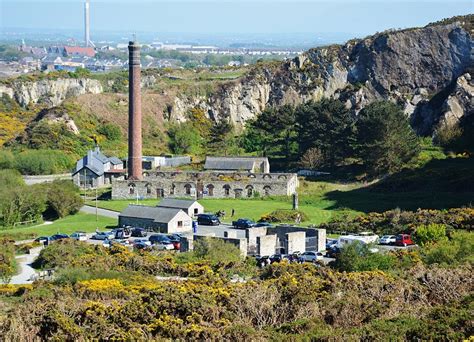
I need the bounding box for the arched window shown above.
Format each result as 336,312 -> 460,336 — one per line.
156,172 -> 165,178
264,185 -> 271,196
233,173 -> 242,180
248,173 -> 256,179
263,174 -> 272,179
234,189 -> 243,198
128,183 -> 136,195
184,184 -> 192,195
145,183 -> 152,194
223,184 -> 231,197
245,185 -> 253,198
143,172 -> 150,178
170,183 -> 175,195
278,175 -> 287,180
206,184 -> 214,196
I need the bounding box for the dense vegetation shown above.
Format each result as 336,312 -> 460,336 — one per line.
243,99 -> 421,177
0,232 -> 472,340
0,170 -> 82,228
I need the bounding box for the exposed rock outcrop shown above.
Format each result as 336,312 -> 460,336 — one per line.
0,78 -> 103,107
168,17 -> 472,134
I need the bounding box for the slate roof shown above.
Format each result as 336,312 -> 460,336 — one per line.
157,198 -> 200,210
119,205 -> 184,223
108,157 -> 123,165
73,147 -> 122,176
204,157 -> 257,171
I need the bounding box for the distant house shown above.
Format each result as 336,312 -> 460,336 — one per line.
157,198 -> 204,217
204,156 -> 270,173
72,147 -> 125,188
63,46 -> 96,58
118,205 -> 193,233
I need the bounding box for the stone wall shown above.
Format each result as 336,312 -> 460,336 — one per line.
112,171 -> 298,200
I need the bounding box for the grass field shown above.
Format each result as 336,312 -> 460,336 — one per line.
0,213 -> 116,241
86,181 -> 363,225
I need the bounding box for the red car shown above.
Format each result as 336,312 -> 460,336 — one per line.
395,234 -> 414,247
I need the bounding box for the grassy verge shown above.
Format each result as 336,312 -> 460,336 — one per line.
0,213 -> 117,241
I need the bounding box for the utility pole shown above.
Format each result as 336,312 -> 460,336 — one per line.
95,186 -> 98,228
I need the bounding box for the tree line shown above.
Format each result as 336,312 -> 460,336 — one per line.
0,170 -> 82,228
242,99 -> 421,176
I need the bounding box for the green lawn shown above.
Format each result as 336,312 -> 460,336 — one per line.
0,213 -> 117,241
86,180 -> 363,225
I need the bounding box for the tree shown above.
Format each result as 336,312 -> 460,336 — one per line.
167,122 -> 202,154
334,242 -> 396,272
299,147 -> 324,170
207,120 -> 237,155
241,105 -> 297,159
295,99 -> 355,167
355,101 -> 420,175
42,180 -> 83,218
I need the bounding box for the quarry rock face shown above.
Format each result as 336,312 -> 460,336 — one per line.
0,78 -> 103,107
1,17 -> 472,136
170,19 -> 472,134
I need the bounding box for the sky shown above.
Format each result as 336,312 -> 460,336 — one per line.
1,0 -> 472,36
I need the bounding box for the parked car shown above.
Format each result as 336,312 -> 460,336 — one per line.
91,231 -> 115,240
149,234 -> 175,250
232,218 -> 256,229
166,234 -> 183,250
197,214 -> 220,226
326,239 -> 338,250
70,232 -> 87,241
255,255 -> 271,267
50,234 -> 69,241
395,234 -> 415,247
269,254 -> 290,263
326,246 -> 340,258
133,242 -> 152,250
255,222 -> 273,228
34,236 -> 51,245
379,235 -> 397,245
133,238 -> 151,247
298,251 -> 324,263
113,228 -> 131,239
131,227 -> 147,237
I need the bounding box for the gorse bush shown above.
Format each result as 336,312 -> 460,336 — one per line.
414,223 -> 447,246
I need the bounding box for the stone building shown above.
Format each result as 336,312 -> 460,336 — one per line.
112,171 -> 298,200
118,205 -> 193,233
204,156 -> 270,173
72,147 -> 125,188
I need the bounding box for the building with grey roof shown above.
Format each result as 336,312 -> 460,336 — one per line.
204,156 -> 270,173
72,147 -> 125,188
157,198 -> 204,217
118,205 -> 193,233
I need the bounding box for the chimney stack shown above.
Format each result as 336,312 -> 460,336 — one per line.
84,0 -> 90,47
127,41 -> 142,180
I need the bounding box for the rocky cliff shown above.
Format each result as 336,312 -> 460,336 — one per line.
0,78 -> 103,107
167,16 -> 472,134
1,15 -> 472,137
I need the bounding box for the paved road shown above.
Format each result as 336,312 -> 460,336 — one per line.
23,173 -> 71,186
80,205 -> 119,219
8,251 -> 41,285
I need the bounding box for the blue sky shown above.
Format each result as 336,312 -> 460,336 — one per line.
1,1 -> 472,35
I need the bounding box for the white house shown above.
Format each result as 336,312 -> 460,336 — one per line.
157,198 -> 204,217
118,205 -> 193,234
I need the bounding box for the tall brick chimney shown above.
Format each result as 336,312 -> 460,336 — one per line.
127,41 -> 142,180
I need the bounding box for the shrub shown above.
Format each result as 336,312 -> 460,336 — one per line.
98,123 -> 122,141
41,180 -> 83,218
260,210 -> 308,223
0,240 -> 17,283
414,223 -> 447,246
421,231 -> 474,266
334,242 -> 397,272
194,237 -> 242,265
14,149 -> 75,175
